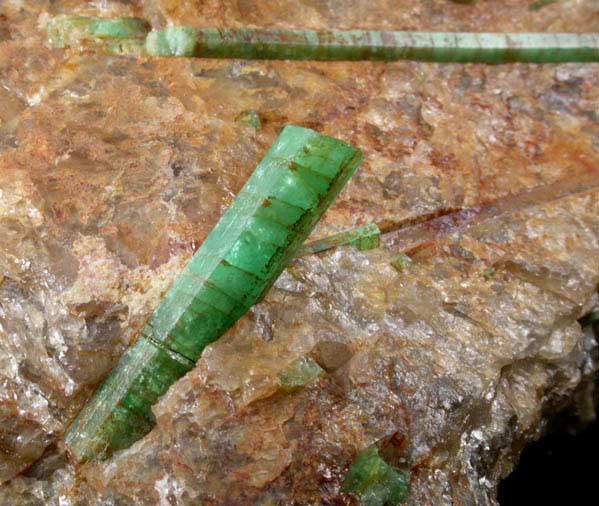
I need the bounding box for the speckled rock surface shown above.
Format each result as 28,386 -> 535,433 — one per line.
0,0 -> 598,504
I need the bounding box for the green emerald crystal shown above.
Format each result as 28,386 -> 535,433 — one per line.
298,223 -> 380,256
65,125 -> 362,462
278,356 -> 324,392
483,267 -> 496,279
88,18 -> 149,39
342,447 -> 409,506
236,110 -> 262,130
145,28 -> 599,63
48,16 -> 599,64
390,254 -> 413,272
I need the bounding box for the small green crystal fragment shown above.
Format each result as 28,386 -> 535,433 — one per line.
351,224 -> 381,251
236,110 -> 261,129
391,254 -> 412,272
529,0 -> 558,11
483,267 -> 495,279
65,125 -> 362,462
342,447 -> 409,506
298,224 -> 380,256
278,356 -> 324,391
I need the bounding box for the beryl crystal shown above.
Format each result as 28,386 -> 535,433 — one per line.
145,27 -> 599,63
64,125 -> 362,461
298,223 -> 381,256
47,18 -> 599,64
342,447 -> 409,505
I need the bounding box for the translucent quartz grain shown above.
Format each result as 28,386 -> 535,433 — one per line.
64,125 -> 362,461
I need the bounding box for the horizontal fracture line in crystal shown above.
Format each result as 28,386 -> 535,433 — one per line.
64,125 -> 362,462
146,28 -> 599,62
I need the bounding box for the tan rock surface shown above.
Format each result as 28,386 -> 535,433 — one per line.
0,0 -> 598,504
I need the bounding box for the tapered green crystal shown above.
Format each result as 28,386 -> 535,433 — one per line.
298,223 -> 380,256
146,28 -> 599,63
64,126 -> 362,461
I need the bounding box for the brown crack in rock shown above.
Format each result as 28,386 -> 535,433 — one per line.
0,0 -> 598,504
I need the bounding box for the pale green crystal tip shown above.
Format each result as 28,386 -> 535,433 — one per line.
65,125 -> 362,462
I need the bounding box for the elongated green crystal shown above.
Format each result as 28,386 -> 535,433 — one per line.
65,126 -> 362,461
146,28 -> 599,63
47,16 -> 599,63
298,223 -> 380,256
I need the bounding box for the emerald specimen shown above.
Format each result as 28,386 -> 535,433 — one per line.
146,28 -> 599,63
483,267 -> 496,279
298,223 -> 381,256
390,254 -> 413,272
64,126 -> 362,462
236,110 -> 262,130
278,356 -> 324,391
342,447 -> 409,505
47,16 -> 599,63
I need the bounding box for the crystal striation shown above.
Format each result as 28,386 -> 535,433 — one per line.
145,28 -> 599,63
48,18 -> 599,64
64,125 -> 362,462
47,15 -> 149,55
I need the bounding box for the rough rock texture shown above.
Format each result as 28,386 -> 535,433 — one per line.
0,0 -> 598,504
